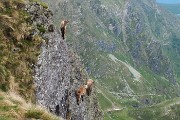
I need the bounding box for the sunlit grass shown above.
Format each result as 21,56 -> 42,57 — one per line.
0,0 -> 43,101
0,91 -> 60,120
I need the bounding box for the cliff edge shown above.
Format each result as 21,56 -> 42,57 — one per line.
26,2 -> 102,120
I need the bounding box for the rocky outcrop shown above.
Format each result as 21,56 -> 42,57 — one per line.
25,2 -> 102,120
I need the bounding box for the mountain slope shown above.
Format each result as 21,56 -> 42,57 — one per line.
41,0 -> 180,119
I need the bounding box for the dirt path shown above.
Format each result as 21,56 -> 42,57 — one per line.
109,91 -> 162,97
106,107 -> 125,112
108,54 -> 141,81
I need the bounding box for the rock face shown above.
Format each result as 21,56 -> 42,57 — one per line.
26,2 -> 102,120
35,31 -> 102,120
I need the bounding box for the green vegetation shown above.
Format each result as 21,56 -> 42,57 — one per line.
0,0 -> 43,101
37,24 -> 46,33
25,107 -> 59,120
97,92 -> 112,110
25,108 -> 44,119
106,109 -> 135,120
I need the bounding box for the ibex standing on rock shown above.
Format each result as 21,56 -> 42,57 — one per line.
60,20 -> 69,39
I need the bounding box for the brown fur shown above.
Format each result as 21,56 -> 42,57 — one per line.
75,85 -> 87,105
86,79 -> 94,96
60,20 -> 69,39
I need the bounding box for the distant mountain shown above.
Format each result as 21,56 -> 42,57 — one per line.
157,0 -> 180,4
158,3 -> 180,15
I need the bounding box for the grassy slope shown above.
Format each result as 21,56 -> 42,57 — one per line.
0,0 -> 61,119
0,0 -> 42,100
0,91 -> 60,120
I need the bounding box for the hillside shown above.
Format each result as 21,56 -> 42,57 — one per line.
0,0 -> 60,119
0,91 -> 60,120
41,0 -> 180,119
